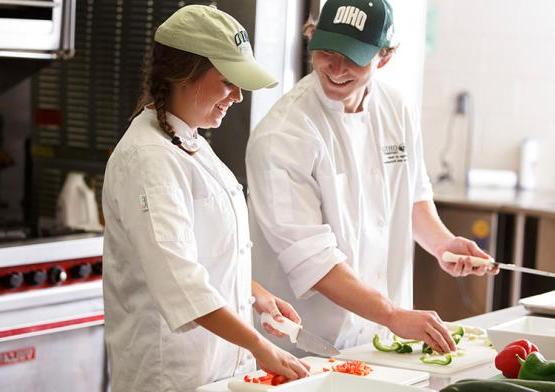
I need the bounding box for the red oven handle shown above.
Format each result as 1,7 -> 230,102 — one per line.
0,313 -> 104,341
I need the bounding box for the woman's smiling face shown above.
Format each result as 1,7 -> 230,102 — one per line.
178,67 -> 243,129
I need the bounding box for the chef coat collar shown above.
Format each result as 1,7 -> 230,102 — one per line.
313,72 -> 374,115
144,106 -> 198,140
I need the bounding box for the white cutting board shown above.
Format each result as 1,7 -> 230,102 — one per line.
519,290 -> 555,316
220,356 -> 428,392
338,337 -> 496,375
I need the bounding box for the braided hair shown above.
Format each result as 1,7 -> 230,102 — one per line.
131,42 -> 213,153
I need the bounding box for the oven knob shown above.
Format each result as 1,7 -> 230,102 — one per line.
92,262 -> 102,275
25,270 -> 47,286
2,272 -> 24,289
48,266 -> 67,285
71,263 -> 92,279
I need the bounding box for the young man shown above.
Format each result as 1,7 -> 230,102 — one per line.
246,0 -> 497,355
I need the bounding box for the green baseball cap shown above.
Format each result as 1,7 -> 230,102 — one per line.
155,5 -> 277,91
308,0 -> 395,67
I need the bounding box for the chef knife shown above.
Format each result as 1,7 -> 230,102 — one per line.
260,312 -> 340,357
442,251 -> 555,279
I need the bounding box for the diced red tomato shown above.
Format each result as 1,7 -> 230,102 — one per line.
271,375 -> 288,386
331,360 -> 372,376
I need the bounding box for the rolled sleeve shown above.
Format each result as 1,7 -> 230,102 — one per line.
287,246 -> 347,299
247,131 -> 345,298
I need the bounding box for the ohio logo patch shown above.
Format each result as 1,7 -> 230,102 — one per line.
381,143 -> 407,164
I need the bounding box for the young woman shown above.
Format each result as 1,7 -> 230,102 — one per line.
102,5 -> 309,392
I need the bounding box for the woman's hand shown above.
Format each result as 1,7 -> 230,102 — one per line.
435,236 -> 500,277
250,337 -> 310,381
252,281 -> 301,337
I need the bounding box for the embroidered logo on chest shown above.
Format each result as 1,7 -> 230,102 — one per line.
381,143 -> 407,164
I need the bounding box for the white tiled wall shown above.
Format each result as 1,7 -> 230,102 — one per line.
422,0 -> 555,191
376,0 -> 427,109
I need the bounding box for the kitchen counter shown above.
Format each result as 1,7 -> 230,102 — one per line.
426,305 -> 532,391
433,184 -> 555,218
197,305 -> 547,391
430,184 -> 555,307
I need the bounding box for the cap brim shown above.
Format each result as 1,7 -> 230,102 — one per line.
210,58 -> 278,91
308,29 -> 380,67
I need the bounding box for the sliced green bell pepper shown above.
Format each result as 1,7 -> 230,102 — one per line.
420,353 -> 453,366
372,334 -> 401,352
372,334 -> 412,353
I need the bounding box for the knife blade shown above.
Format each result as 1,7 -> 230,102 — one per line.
260,312 -> 340,357
442,251 -> 555,279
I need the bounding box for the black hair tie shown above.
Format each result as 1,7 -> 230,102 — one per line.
171,135 -> 182,146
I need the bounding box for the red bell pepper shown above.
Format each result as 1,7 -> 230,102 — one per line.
495,339 -> 539,378
503,339 -> 539,355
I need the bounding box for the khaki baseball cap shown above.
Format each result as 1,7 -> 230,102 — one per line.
155,5 -> 277,91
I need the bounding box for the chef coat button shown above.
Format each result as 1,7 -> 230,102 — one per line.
236,184 -> 243,191
248,296 -> 256,305
247,241 -> 253,248
359,328 -> 364,335
377,219 -> 386,228
230,189 -> 237,197
239,304 -> 246,311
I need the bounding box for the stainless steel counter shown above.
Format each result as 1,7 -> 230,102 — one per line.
433,184 -> 555,218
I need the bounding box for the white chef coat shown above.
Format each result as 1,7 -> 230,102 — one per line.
102,107 -> 255,392
246,72 -> 433,353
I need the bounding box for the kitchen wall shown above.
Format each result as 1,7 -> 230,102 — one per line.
376,0 -> 427,109
422,0 -> 555,191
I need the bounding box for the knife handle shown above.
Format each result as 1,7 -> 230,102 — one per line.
442,251 -> 494,267
260,312 -> 301,343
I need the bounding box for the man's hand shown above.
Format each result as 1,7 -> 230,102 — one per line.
387,308 -> 456,353
435,236 -> 499,277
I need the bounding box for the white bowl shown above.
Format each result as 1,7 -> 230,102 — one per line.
487,316 -> 555,360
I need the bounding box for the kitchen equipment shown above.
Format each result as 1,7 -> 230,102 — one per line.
337,335 -> 496,375
0,0 -> 76,59
519,290 -> 555,316
56,172 -> 103,233
260,313 -> 339,357
442,251 -> 555,279
196,356 -> 429,392
0,234 -> 105,392
487,316 -> 555,360
519,138 -> 539,190
467,169 -> 518,189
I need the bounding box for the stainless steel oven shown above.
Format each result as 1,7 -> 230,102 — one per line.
0,234 -> 105,392
0,0 -> 76,59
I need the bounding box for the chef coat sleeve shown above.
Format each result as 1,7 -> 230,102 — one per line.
117,145 -> 227,332
409,107 -> 434,202
246,131 -> 347,300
